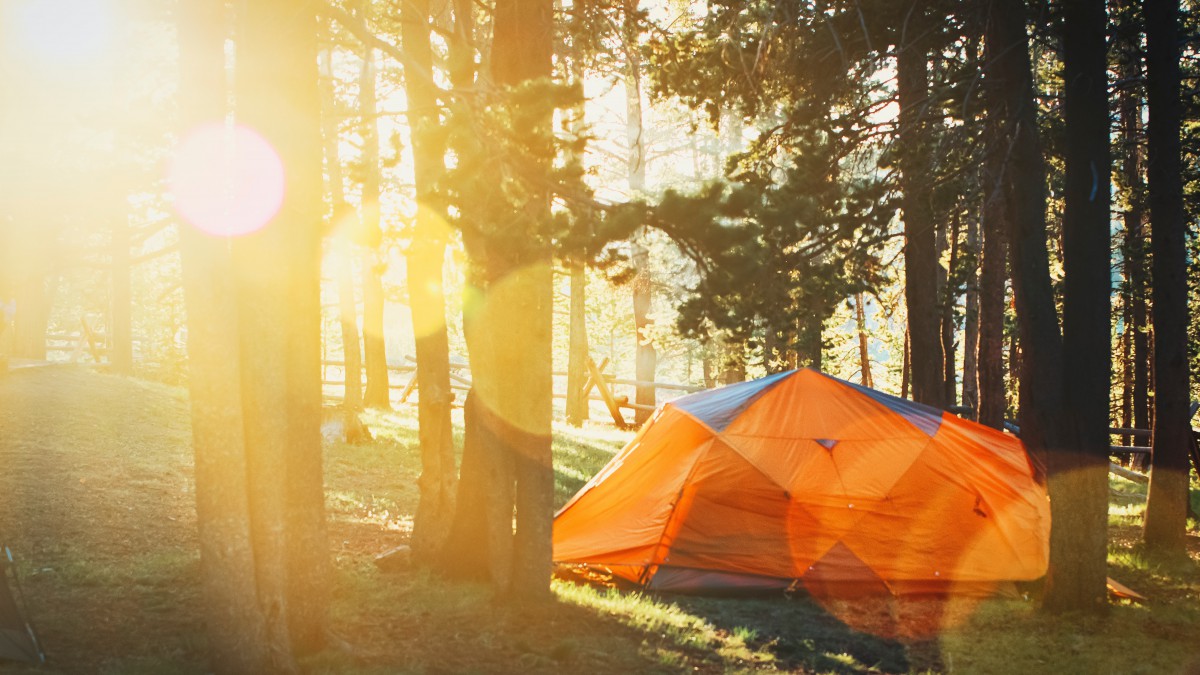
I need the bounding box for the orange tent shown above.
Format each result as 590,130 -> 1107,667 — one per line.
553,369 -> 1050,596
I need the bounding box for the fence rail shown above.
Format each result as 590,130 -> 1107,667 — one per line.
320,354 -> 698,428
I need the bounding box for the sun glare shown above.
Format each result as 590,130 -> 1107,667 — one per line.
5,0 -> 114,66
169,123 -> 286,238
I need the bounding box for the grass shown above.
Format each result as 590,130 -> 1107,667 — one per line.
0,365 -> 1198,673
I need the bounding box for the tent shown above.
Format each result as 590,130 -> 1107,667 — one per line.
553,369 -> 1050,596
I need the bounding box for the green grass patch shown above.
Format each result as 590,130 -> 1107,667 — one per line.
2,366 -> 1199,673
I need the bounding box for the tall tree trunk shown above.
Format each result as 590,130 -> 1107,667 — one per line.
403,0 -> 459,565
1143,0 -> 1192,555
901,328 -> 911,399
1051,0 -> 1112,612
942,213 -> 961,407
979,25 -> 1010,430
986,0 -> 1096,613
440,0 -> 500,583
319,45 -> 363,411
1121,296 -> 1134,447
360,28 -> 391,409
443,0 -> 554,599
236,0 -> 329,652
492,0 -> 555,601
631,240 -> 655,423
624,0 -> 656,425
963,215 -> 981,418
564,0 -> 591,427
897,0 -> 945,408
1133,247 -> 1151,470
565,263 -> 590,425
176,1 -> 273,671
855,293 -> 873,387
110,213 -> 133,374
1115,0 -> 1150,457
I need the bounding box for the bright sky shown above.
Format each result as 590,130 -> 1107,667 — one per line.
3,0 -> 116,67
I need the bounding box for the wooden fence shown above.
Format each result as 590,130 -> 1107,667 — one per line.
321,354 -> 702,429
44,317 -> 107,363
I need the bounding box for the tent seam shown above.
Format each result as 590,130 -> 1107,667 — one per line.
637,438 -> 716,588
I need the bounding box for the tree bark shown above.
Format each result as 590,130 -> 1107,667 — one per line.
897,0 -> 944,408
491,0 -> 555,601
1052,0 -> 1112,612
109,213 -> 133,375
942,214 -> 960,407
236,0 -> 329,652
624,1 -> 656,425
565,263 -> 590,425
443,0 -> 555,600
439,0 -> 499,583
176,1 -> 274,671
1143,0 -> 1192,555
319,45 -> 363,411
632,239 -> 656,423
441,390 -> 515,583
564,3 -> 590,427
855,293 -> 873,387
1115,0 -> 1150,456
403,0 -> 459,565
359,28 -> 391,409
986,0 -> 1099,613
963,216 -> 981,418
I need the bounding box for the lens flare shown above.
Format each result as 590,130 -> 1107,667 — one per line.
407,205 -> 457,339
463,262 -> 554,438
169,123 -> 285,237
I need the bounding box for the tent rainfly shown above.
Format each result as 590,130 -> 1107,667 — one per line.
553,369 -> 1051,596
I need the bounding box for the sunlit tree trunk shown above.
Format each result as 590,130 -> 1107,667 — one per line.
403,0 -> 458,565
624,0 -> 656,425
235,0 -> 329,651
897,0 -> 944,408
492,0 -> 555,600
319,45 -> 363,411
855,293 -> 872,387
109,213 -> 133,374
1051,0 -> 1111,613
176,1 -> 273,671
565,263 -> 590,425
1143,0 -> 1192,555
359,20 -> 390,409
440,0 -> 505,584
941,214 -> 960,406
564,0 -> 591,427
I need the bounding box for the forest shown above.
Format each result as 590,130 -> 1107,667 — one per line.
0,0 -> 1198,672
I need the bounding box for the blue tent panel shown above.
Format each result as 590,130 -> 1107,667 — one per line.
670,370 -> 795,432
839,378 -> 944,437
